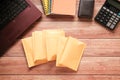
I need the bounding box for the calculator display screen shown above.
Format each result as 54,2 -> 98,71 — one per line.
107,0 -> 120,9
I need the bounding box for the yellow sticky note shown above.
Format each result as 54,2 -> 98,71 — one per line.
56,37 -> 68,66
44,30 -> 65,61
32,31 -> 47,64
59,37 -> 86,71
22,37 -> 35,67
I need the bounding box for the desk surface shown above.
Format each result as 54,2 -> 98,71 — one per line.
0,0 -> 120,80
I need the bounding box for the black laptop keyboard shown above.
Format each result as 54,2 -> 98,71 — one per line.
0,0 -> 28,30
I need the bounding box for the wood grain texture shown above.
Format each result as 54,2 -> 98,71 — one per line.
17,22 -> 120,39
0,57 -> 120,75
0,75 -> 120,80
0,0 -> 120,79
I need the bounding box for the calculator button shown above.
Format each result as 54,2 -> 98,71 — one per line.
106,17 -> 110,20
105,11 -> 108,14
112,15 -> 115,18
109,20 -> 112,22
109,13 -> 112,17
117,15 -> 120,18
98,15 -> 102,18
103,21 -> 106,25
105,19 -> 109,22
101,9 -> 105,12
107,9 -> 110,12
110,24 -> 115,29
114,13 -> 117,16
103,7 -> 106,10
102,16 -> 105,19
99,12 -> 102,15
114,20 -> 118,23
111,18 -> 114,20
106,22 -> 111,27
116,18 -> 119,20
100,20 -> 103,22
103,14 -> 106,17
107,16 -> 111,19
113,22 -> 116,25
110,11 -> 113,14
96,17 -> 100,20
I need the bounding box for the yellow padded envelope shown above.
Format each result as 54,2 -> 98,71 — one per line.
44,30 -> 65,61
22,37 -> 36,67
59,37 -> 86,71
32,31 -> 47,64
56,37 -> 68,66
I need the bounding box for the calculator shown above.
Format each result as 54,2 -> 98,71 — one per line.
95,0 -> 120,30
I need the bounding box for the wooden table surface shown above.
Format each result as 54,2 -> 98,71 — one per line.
0,0 -> 120,80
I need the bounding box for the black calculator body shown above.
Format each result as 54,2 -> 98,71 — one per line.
95,0 -> 120,30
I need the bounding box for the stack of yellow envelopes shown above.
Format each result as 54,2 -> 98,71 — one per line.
22,29 -> 86,71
